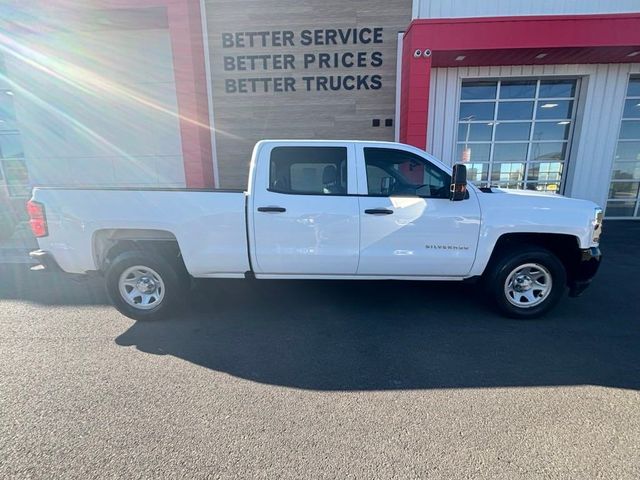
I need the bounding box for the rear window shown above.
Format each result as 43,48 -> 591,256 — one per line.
269,146 -> 348,195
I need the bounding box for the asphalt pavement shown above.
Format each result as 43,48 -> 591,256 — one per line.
0,222 -> 639,478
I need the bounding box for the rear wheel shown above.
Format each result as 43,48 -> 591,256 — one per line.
486,246 -> 567,319
105,251 -> 187,321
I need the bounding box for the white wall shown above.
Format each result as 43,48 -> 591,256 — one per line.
3,26 -> 185,188
425,63 -> 640,208
413,0 -> 640,19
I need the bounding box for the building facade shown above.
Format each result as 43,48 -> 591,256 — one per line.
402,1 -> 640,218
0,0 -> 639,232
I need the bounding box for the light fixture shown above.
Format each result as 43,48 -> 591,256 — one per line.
541,103 -> 558,108
627,51 -> 640,57
636,103 -> 640,107
557,121 -> 570,125
455,55 -> 466,61
535,53 -> 548,59
5,91 -> 13,96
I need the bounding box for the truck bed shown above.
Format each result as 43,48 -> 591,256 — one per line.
32,187 -> 250,276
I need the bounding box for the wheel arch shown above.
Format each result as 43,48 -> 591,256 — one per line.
484,232 -> 583,286
93,229 -> 187,274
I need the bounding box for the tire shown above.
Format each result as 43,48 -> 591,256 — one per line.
105,250 -> 187,321
485,245 -> 567,319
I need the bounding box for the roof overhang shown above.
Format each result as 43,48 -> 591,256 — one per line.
405,13 -> 640,67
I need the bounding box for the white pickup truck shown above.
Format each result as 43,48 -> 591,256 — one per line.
27,140 -> 602,320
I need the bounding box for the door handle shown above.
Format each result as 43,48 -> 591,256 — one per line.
257,206 -> 286,213
364,208 -> 393,215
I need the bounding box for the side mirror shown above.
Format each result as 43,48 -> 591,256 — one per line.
450,164 -> 467,201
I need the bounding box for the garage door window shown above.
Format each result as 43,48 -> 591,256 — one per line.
456,78 -> 578,193
605,76 -> 640,218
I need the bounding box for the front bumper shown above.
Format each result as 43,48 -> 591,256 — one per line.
568,246 -> 601,297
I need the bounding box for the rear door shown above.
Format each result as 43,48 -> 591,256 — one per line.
251,142 -> 360,275
356,144 -> 481,277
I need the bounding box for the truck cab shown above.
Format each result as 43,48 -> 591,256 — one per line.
249,141 -> 481,278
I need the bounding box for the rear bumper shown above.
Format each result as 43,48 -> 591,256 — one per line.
29,249 -> 62,272
568,246 -> 601,297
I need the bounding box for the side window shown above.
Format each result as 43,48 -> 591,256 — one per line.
363,147 -> 451,198
269,146 -> 348,195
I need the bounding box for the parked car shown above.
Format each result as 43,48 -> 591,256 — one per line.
27,140 -> 602,320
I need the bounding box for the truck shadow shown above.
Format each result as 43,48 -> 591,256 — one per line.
0,264 -> 109,305
115,259 -> 640,390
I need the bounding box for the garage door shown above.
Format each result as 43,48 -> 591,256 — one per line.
2,7 -> 185,189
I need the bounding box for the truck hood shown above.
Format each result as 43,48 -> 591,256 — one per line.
488,187 -> 565,198
485,187 -> 596,204
478,186 -> 600,212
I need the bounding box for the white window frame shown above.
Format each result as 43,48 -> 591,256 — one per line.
605,74 -> 640,219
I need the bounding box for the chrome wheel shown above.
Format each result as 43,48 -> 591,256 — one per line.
118,265 -> 165,310
504,263 -> 552,309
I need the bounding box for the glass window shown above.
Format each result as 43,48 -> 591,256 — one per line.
495,122 -> 531,141
459,102 -> 495,121
539,80 -> 576,98
615,141 -> 640,162
527,162 -> 563,182
620,120 -> 640,140
457,122 -> 493,142
530,142 -> 567,161
457,78 -> 578,193
606,200 -> 636,217
0,134 -> 23,158
269,146 -> 347,195
609,182 -> 640,200
455,143 -> 490,163
526,182 -> 561,193
497,101 -> 534,120
611,162 -> 640,180
493,143 -> 528,162
461,81 -> 497,100
465,163 -> 489,183
536,100 -> 573,120
622,99 -> 640,119
363,147 -> 451,198
491,162 -> 525,182
0,90 -> 17,131
533,122 -> 570,141
499,80 -> 536,99
606,76 -> 640,217
627,77 -> 640,97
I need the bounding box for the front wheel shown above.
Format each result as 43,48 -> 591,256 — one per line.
486,246 -> 567,319
105,251 -> 187,321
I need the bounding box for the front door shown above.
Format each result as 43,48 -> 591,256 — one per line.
356,145 -> 481,277
251,143 -> 360,275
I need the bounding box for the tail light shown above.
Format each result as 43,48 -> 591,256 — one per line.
27,200 -> 48,237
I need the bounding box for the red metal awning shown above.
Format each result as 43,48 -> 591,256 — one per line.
399,13 -> 640,148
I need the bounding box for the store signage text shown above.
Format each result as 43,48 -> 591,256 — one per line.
220,28 -> 385,94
